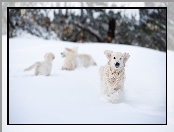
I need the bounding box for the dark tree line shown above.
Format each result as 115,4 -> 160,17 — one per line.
9,9 -> 166,51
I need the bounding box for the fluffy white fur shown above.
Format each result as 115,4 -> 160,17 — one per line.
24,53 -> 55,76
61,47 -> 96,70
99,50 -> 130,103
61,46 -> 78,58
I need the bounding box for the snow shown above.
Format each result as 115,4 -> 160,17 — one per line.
71,9 -> 81,16
48,9 -> 54,21
93,12 -> 101,19
62,9 -> 66,15
2,33 -> 174,131
4,32 -> 166,124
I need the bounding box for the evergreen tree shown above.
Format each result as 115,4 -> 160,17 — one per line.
8,8 -> 166,51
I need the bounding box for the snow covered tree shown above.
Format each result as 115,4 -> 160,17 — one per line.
139,9 -> 166,51
8,8 -> 166,51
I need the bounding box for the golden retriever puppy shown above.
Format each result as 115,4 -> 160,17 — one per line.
61,46 -> 78,58
24,53 -> 55,76
62,48 -> 77,70
62,47 -> 96,70
99,50 -> 130,103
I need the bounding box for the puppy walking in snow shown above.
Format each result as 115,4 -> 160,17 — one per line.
24,53 -> 55,76
61,47 -> 96,70
99,50 -> 130,103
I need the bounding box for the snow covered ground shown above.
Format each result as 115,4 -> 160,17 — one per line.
2,34 -> 174,131
3,33 -> 166,124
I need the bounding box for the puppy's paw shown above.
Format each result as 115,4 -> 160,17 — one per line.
107,91 -> 119,103
62,67 -> 70,70
62,67 -> 66,70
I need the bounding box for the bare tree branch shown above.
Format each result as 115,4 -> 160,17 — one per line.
74,21 -> 104,42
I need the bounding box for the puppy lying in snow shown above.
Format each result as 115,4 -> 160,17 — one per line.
24,53 -> 55,76
99,50 -> 130,103
61,47 -> 96,70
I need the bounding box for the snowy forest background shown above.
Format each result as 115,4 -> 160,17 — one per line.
2,2 -> 172,52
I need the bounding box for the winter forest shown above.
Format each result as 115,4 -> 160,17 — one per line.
2,2 -> 170,52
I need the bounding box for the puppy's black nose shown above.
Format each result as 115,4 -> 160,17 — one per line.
115,62 -> 120,66
61,53 -> 63,55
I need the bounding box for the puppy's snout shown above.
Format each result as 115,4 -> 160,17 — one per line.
115,62 -> 120,67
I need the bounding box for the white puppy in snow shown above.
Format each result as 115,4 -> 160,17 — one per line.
99,50 -> 130,103
61,47 -> 96,70
24,52 -> 55,76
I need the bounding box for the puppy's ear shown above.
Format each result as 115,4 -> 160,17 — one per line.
44,53 -> 48,58
104,50 -> 113,60
123,53 -> 130,64
65,48 -> 72,52
53,54 -> 55,60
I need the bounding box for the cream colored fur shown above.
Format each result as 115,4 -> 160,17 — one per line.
61,46 -> 78,58
99,50 -> 130,103
24,53 -> 55,76
62,47 -> 96,70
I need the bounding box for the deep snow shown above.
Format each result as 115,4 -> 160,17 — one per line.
5,33 -> 167,124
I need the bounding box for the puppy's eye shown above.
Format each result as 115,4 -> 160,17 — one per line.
120,58 -> 122,60
113,57 -> 116,59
